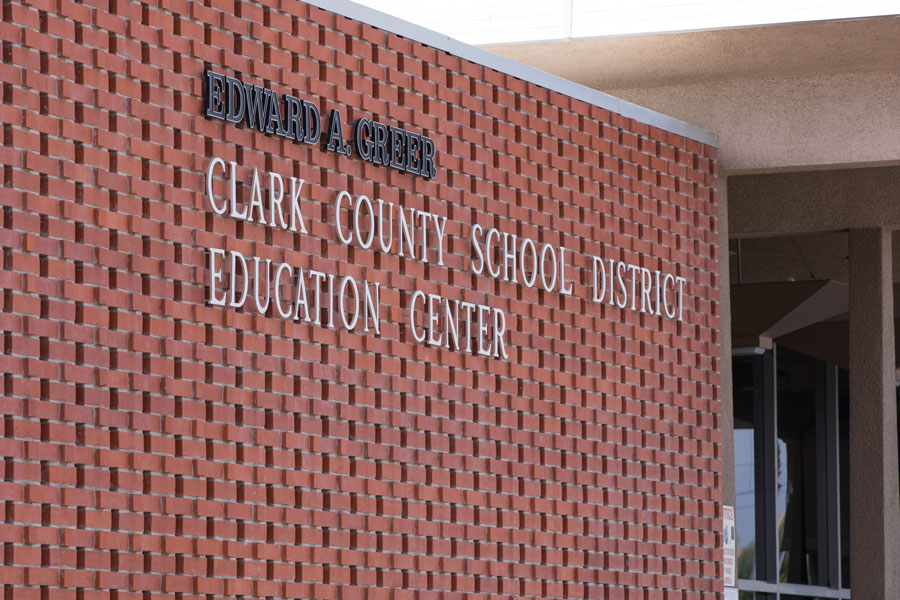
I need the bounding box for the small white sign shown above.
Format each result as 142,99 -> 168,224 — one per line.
723,504 -> 737,588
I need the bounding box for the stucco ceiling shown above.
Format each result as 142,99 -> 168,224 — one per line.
484,15 -> 900,90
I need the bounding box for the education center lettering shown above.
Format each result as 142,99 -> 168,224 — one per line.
203,70 -> 690,358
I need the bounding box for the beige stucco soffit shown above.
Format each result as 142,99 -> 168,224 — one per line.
729,167 -> 900,237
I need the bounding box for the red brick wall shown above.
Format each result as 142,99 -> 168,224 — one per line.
1,1 -> 722,598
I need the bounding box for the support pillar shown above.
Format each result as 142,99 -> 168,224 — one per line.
848,227 -> 900,598
719,177 -> 735,512
719,178 -> 737,594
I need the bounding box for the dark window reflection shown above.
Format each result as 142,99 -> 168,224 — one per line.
733,348 -> 850,596
776,350 -> 821,586
839,369 -> 850,589
733,356 -> 759,580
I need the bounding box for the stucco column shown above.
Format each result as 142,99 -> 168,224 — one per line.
848,227 -> 900,598
718,178 -> 737,594
719,177 -> 735,511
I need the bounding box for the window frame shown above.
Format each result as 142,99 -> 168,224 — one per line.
734,345 -> 848,599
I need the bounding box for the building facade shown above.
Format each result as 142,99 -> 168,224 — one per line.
489,15 -> 900,600
1,1 -> 725,599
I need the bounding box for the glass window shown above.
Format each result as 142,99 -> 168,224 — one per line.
839,369 -> 850,589
776,350 -> 821,586
732,347 -> 849,596
733,356 -> 759,580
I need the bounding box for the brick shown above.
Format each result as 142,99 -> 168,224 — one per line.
0,1 -> 720,598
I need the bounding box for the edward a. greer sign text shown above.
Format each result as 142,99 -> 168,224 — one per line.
204,70 -> 437,179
